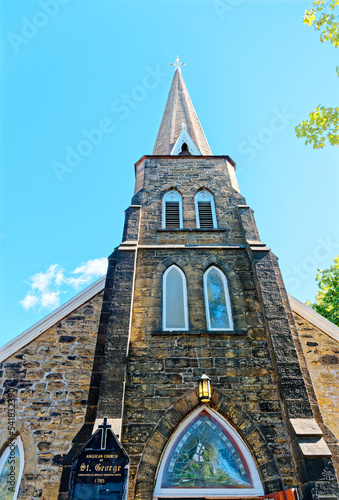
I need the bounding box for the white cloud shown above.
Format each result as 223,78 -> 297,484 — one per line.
68,258 -> 108,289
20,294 -> 39,310
55,270 -> 64,286
74,258 -> 107,277
40,291 -> 60,308
20,258 -> 107,311
31,264 -> 59,292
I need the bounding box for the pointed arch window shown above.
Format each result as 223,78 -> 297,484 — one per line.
195,190 -> 217,229
178,142 -> 191,156
0,437 -> 24,500
154,406 -> 264,498
204,266 -> 233,331
163,265 -> 188,331
163,190 -> 183,229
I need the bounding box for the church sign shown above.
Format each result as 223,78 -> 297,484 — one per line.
69,418 -> 129,500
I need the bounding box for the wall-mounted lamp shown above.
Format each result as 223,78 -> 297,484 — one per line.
198,374 -> 211,403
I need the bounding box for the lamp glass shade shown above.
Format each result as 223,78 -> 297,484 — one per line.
198,374 -> 211,402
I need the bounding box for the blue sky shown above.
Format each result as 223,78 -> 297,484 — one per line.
1,0 -> 338,346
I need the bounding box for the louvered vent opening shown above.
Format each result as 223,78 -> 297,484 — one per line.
165,202 -> 180,228
198,201 -> 214,229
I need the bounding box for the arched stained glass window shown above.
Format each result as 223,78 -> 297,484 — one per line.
204,266 -> 233,331
163,190 -> 183,229
195,190 -> 217,229
163,265 -> 188,331
0,437 -> 24,500
154,406 -> 264,498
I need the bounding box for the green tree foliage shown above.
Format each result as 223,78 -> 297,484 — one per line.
295,0 -> 339,148
306,256 -> 339,326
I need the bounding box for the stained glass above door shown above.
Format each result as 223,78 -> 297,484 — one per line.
163,411 -> 251,489
154,406 -> 264,498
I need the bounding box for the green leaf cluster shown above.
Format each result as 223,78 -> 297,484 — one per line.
306,255 -> 339,326
295,106 -> 339,148
304,0 -> 339,47
296,0 -> 339,148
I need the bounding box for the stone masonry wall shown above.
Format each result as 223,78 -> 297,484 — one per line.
293,312 -> 339,440
0,291 -> 103,500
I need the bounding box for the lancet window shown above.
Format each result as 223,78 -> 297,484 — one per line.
163,190 -> 183,229
195,190 -> 217,229
0,437 -> 24,500
163,265 -> 188,331
204,266 -> 233,331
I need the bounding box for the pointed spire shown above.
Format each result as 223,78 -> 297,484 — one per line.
152,57 -> 212,156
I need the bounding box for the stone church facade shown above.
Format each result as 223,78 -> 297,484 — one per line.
0,60 -> 338,500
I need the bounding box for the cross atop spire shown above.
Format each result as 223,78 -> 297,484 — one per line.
170,55 -> 186,72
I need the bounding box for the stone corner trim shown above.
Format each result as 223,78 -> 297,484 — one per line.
289,418 -> 332,459
298,437 -> 332,458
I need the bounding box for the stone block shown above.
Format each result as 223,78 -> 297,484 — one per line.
289,418 -> 323,438
259,459 -> 280,481
23,458 -> 36,474
148,430 -> 167,451
156,418 -> 175,440
246,429 -> 267,452
164,407 -> 182,429
299,457 -> 337,484
137,461 -> 157,482
42,483 -> 59,500
141,444 -> 162,466
238,417 -> 258,438
298,438 -> 332,459
174,397 -> 190,417
184,390 -> 199,410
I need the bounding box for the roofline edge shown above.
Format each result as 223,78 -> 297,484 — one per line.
288,293 -> 339,343
0,276 -> 106,364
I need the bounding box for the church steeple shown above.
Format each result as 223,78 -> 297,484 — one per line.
152,56 -> 212,156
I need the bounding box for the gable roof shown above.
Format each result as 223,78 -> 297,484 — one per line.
171,125 -> 202,155
288,294 -> 339,343
1,278 -> 338,365
0,276 -> 105,363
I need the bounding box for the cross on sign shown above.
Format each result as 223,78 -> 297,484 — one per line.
98,417 -> 112,450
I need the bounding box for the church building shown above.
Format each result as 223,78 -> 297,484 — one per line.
0,57 -> 339,500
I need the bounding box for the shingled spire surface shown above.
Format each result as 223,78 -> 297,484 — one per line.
152,66 -> 212,155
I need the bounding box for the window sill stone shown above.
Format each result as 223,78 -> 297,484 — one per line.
152,329 -> 247,336
157,228 -> 226,232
